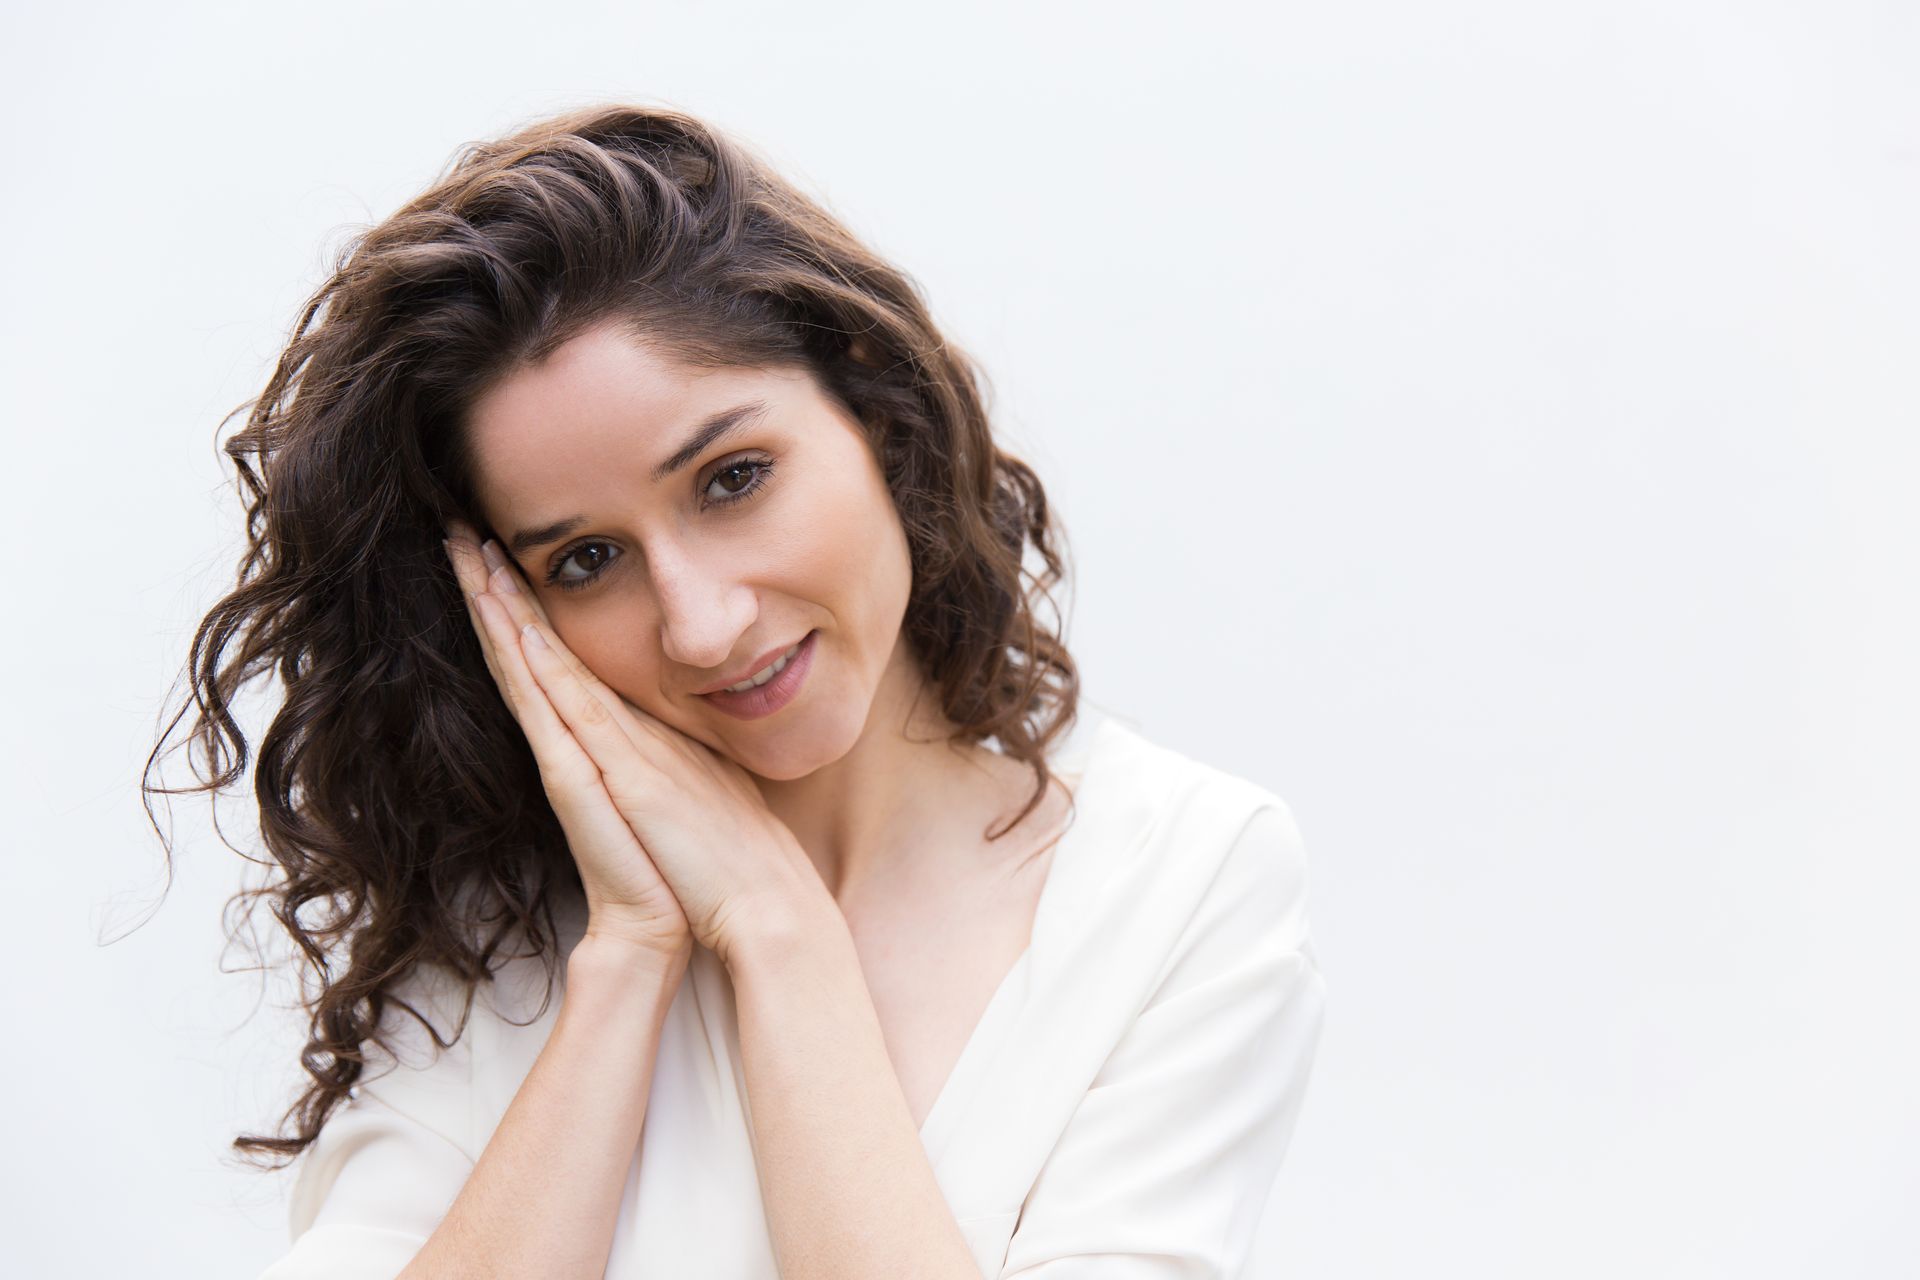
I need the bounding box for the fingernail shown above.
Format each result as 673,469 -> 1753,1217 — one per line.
489,564 -> 518,595
522,622 -> 547,650
480,539 -> 506,572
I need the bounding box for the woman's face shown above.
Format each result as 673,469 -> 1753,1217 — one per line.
462,320 -> 916,779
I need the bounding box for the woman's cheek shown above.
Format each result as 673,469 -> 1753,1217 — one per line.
557,610 -> 660,711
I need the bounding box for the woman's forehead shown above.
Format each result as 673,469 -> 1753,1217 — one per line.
469,328 -> 752,451
461,331 -> 818,523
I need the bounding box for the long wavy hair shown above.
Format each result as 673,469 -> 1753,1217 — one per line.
142,102 -> 1080,1169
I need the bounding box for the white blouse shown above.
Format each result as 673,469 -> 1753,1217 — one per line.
258,714 -> 1327,1278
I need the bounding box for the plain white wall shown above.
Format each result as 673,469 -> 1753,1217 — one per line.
3,1 -> 1914,1275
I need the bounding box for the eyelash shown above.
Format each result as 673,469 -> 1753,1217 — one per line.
541,455 -> 777,592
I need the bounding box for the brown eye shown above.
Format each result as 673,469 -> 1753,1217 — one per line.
546,540 -> 619,591
702,458 -> 776,507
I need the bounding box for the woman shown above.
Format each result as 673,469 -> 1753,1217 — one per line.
154,103 -> 1325,1278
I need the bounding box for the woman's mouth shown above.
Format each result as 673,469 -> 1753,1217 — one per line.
698,629 -> 818,720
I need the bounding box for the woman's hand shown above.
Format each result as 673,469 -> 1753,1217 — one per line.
444,522 -> 693,967
443,522 -> 825,970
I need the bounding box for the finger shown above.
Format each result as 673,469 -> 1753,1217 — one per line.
477,538 -> 616,712
460,591 -> 514,719
517,616 -> 670,811
472,590 -> 602,786
444,525 -> 493,597
467,542 -> 732,786
469,596 -> 660,881
478,553 -> 604,690
442,535 -> 514,713
478,537 -> 559,630
479,558 -> 677,760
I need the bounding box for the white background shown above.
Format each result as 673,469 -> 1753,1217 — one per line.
3,1 -> 1914,1275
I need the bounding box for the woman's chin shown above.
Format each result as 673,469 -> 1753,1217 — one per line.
722,708 -> 868,784
729,735 -> 836,783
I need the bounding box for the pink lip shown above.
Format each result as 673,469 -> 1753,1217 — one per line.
694,634 -> 809,696
697,630 -> 818,720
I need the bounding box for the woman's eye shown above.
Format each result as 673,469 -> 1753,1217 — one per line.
542,458 -> 775,593
548,541 -> 618,589
706,459 -> 770,504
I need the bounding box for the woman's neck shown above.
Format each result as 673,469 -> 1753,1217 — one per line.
751,645 -> 1021,903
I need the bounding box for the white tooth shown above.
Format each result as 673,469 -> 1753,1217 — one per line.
721,640 -> 802,694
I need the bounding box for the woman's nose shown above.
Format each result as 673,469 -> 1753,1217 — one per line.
649,545 -> 758,671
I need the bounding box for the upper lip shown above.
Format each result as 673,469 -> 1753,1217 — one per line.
694,632 -> 809,696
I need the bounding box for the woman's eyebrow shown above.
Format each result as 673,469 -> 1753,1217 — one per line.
505,399 -> 773,558
648,399 -> 771,483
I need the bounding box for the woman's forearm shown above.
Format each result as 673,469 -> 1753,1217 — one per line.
396,938 -> 683,1280
726,903 -> 981,1280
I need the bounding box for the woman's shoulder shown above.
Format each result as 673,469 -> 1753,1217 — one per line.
1079,714 -> 1307,870
1047,713 -> 1313,955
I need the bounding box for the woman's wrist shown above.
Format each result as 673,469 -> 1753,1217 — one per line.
567,931 -> 690,1000
719,885 -> 846,977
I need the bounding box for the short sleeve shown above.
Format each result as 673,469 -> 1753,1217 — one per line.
257,966 -> 482,1280
997,800 -> 1327,1279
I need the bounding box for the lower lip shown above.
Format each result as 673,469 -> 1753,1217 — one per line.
699,630 -> 818,720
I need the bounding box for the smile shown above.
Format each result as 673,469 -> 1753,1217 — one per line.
698,630 -> 819,721
722,639 -> 803,692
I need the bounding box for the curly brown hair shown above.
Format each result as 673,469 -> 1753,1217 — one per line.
141,102 -> 1080,1168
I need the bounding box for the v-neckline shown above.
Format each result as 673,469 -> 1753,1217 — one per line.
914,720 -> 1111,1149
